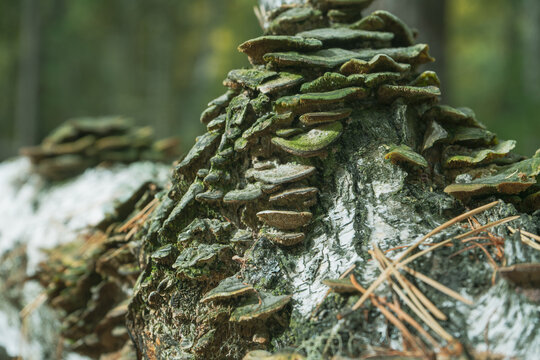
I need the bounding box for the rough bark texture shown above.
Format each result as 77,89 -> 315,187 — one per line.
121,2 -> 539,360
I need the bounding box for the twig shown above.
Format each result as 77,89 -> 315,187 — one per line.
372,248 -> 453,341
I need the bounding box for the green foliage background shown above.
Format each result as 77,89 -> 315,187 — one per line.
0,0 -> 538,160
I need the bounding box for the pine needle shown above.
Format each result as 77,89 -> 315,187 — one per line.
117,198 -> 158,233
401,266 -> 473,305
508,226 -> 540,251
371,247 -> 453,342
349,275 -> 427,353
396,200 -> 500,263
351,212 -> 519,312
364,282 -> 441,349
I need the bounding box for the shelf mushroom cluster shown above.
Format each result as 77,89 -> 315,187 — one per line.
33,0 -> 538,358
20,116 -> 178,180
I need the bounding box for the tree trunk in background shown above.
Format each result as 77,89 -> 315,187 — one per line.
146,4 -> 173,137
415,0 -> 447,92
15,0 -> 40,148
522,0 -> 540,100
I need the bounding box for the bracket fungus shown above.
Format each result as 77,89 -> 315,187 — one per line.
31,1 -> 536,359
20,116 -> 177,180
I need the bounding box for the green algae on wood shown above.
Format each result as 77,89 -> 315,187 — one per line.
200,276 -> 255,303
378,84 -> 440,104
300,72 -> 350,93
160,180 -> 204,239
340,54 -> 411,75
272,122 -> 343,157
354,44 -> 434,65
264,44 -> 433,70
274,87 -> 367,114
200,105 -> 223,125
299,71 -> 398,92
363,72 -> 403,88
234,137 -> 250,152
385,144 -> 428,168
264,48 -> 361,70
327,8 -> 363,23
208,90 -> 237,107
23,135 -> 95,159
238,36 -> 323,65
443,140 -> 517,168
297,27 -> 393,48
349,12 -> 385,32
230,292 -> 292,322
299,108 -> 352,125
70,116 -> 132,135
258,72 -> 305,95
42,122 -> 80,146
230,229 -> 254,245
225,69 -> 278,90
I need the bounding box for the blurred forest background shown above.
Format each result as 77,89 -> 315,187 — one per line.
0,0 -> 538,161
